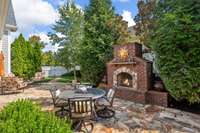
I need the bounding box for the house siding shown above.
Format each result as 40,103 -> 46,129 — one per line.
2,30 -> 11,75
0,0 -> 16,76
0,39 -> 2,51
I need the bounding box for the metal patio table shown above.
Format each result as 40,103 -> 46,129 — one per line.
59,88 -> 106,100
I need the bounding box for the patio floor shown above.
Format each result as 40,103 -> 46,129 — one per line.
0,83 -> 200,133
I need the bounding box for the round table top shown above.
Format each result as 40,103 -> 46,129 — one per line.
59,88 -> 106,100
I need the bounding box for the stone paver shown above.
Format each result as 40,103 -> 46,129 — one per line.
0,84 -> 200,133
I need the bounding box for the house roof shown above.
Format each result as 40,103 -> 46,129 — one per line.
5,0 -> 17,31
0,0 -> 9,38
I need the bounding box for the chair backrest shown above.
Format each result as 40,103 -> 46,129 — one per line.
106,88 -> 117,106
49,88 -> 61,105
68,97 -> 93,119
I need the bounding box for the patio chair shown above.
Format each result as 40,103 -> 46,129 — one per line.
49,88 -> 69,117
68,97 -> 94,133
95,87 -> 116,118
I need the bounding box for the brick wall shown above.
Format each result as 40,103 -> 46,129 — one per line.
146,91 -> 168,107
115,88 -> 146,104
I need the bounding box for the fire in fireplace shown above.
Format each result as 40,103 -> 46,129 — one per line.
117,72 -> 133,87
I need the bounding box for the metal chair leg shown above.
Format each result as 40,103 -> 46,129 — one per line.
83,121 -> 94,133
55,107 -> 68,118
74,120 -> 83,132
97,106 -> 115,118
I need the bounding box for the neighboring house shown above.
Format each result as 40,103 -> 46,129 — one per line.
0,0 -> 17,76
41,66 -> 69,77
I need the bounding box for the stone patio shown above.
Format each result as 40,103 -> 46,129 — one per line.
0,83 -> 200,133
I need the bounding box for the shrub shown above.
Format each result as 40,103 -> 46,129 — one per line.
149,0 -> 200,103
0,100 -> 72,133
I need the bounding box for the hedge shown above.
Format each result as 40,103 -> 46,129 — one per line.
0,100 -> 72,133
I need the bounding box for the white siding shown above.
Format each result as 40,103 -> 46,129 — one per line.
2,30 -> 11,75
0,39 -> 2,51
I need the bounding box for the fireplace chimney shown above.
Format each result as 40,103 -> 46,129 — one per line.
113,42 -> 142,62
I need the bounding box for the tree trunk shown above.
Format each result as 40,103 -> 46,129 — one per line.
73,66 -> 77,81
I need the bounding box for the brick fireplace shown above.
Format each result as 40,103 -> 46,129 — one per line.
107,43 -> 152,104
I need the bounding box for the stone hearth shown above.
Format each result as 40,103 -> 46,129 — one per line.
113,67 -> 137,90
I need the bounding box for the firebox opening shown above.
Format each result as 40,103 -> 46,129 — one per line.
117,72 -> 133,87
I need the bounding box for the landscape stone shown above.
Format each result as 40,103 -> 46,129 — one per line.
0,84 -> 200,133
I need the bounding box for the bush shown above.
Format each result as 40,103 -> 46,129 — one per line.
0,100 -> 72,133
149,0 -> 200,103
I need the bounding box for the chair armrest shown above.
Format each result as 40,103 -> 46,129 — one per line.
102,96 -> 110,103
56,97 -> 68,103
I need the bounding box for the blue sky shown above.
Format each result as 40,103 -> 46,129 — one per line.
48,0 -> 138,15
11,0 -> 138,51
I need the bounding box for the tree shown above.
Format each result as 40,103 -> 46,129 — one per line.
23,39 -> 35,79
78,0 -> 116,84
49,1 -> 84,81
134,0 -> 156,46
11,34 -> 34,79
42,51 -> 58,66
11,34 -> 25,77
109,15 -> 135,44
148,0 -> 200,103
29,35 -> 43,72
11,34 -> 43,79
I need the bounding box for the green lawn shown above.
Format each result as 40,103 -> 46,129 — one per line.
33,72 -> 88,84
55,75 -> 77,83
33,77 -> 54,84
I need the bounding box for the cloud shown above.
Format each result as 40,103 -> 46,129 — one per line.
122,10 -> 135,27
9,31 -> 20,45
12,0 -> 59,32
29,32 -> 62,52
29,32 -> 51,44
75,4 -> 83,10
43,43 -> 60,52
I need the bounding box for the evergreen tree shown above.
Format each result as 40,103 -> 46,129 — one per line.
79,0 -> 116,84
11,34 -> 25,77
149,0 -> 200,103
110,15 -> 136,44
134,0 -> 156,46
29,36 -> 43,72
11,34 -> 43,79
23,40 -> 35,79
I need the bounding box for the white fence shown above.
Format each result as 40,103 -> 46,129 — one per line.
42,66 -> 69,77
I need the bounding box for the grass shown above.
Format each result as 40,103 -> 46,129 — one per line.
34,71 -> 89,84
33,77 -> 54,84
56,75 -> 76,83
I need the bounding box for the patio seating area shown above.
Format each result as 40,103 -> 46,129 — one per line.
0,83 -> 199,133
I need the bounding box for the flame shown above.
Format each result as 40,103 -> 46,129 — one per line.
123,79 -> 130,86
